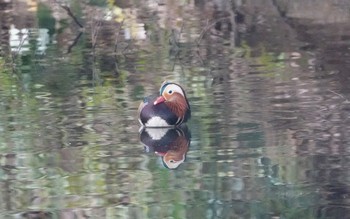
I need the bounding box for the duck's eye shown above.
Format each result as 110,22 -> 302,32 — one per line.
168,90 -> 173,94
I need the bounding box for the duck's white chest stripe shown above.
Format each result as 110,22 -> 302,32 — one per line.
145,116 -> 170,127
175,116 -> 183,125
145,128 -> 169,140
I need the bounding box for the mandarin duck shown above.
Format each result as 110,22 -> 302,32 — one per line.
138,81 -> 191,127
140,126 -> 190,169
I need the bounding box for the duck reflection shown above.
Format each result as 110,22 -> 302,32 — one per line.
139,125 -> 191,169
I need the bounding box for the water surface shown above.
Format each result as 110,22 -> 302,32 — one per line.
1,0 -> 350,218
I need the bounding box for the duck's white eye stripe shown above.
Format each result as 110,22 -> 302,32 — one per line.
165,85 -> 185,97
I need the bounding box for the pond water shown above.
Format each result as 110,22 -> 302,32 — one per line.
1,0 -> 350,219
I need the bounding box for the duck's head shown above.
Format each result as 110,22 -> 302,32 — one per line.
162,150 -> 186,169
153,81 -> 190,108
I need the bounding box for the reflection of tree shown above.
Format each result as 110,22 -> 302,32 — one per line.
0,0 -> 11,57
239,1 -> 350,218
3,1 -> 134,218
37,2 -> 56,36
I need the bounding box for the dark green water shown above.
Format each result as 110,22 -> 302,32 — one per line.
1,0 -> 350,218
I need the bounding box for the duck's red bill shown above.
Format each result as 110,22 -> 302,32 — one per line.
155,151 -> 167,156
154,96 -> 165,105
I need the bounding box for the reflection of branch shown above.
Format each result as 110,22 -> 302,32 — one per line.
170,23 -> 184,48
195,48 -> 205,65
196,17 -> 230,45
92,20 -> 101,49
114,19 -> 124,54
113,20 -> 124,75
122,40 -> 131,54
67,31 -> 83,53
16,34 -> 28,54
9,33 -> 28,74
53,1 -> 83,52
328,89 -> 350,103
61,5 -> 83,28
